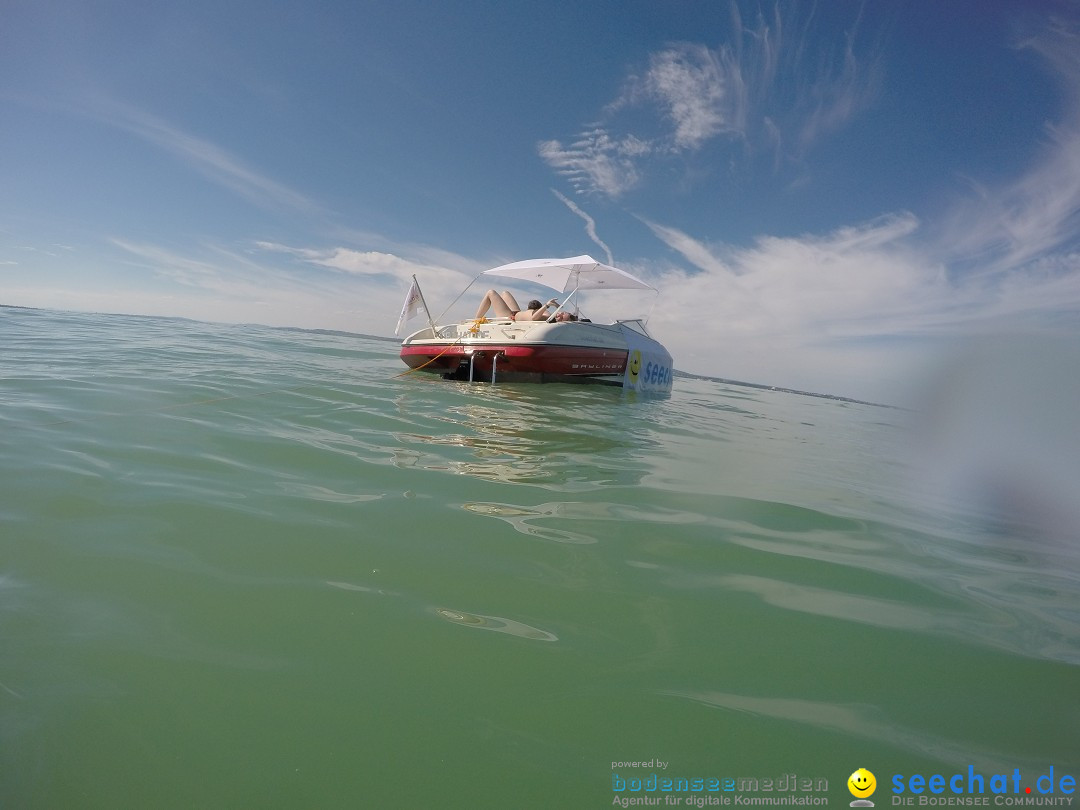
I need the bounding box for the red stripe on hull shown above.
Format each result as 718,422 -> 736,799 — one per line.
400,343 -> 627,376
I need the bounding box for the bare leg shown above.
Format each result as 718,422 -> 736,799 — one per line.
499,291 -> 522,312
474,290 -> 517,319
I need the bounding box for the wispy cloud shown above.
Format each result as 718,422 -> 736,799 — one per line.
103,237 -> 475,333
550,189 -> 614,264
111,239 -> 221,287
253,242 -> 471,287
540,1 -> 881,197
791,3 -> 881,153
938,17 -> 1080,278
538,129 -> 649,198
539,10 -> 1080,402
638,218 -> 734,277
110,239 -> 322,307
88,98 -> 319,215
251,240 -> 482,323
631,43 -> 745,149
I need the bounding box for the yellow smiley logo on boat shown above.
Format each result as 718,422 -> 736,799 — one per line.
628,349 -> 642,383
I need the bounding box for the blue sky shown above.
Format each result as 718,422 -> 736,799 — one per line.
3,0 -> 1080,403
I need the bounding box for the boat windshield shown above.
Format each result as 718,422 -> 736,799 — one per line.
617,319 -> 650,336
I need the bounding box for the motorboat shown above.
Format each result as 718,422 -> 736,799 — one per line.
397,255 -> 673,393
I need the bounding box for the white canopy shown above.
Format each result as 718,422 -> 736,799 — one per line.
482,255 -> 654,293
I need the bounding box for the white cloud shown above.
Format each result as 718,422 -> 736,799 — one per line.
254,243 -> 436,282
635,194 -> 1080,403
648,213 -> 935,341
249,240 -> 491,324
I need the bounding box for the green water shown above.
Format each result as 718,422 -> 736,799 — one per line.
1,307 -> 1077,809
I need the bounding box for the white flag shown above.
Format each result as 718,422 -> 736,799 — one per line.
394,276 -> 426,335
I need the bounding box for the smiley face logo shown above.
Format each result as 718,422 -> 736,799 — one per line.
628,350 -> 642,383
848,768 -> 876,799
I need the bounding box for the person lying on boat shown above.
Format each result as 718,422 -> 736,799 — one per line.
473,290 -> 558,321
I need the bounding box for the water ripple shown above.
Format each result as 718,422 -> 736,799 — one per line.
434,608 -> 558,641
